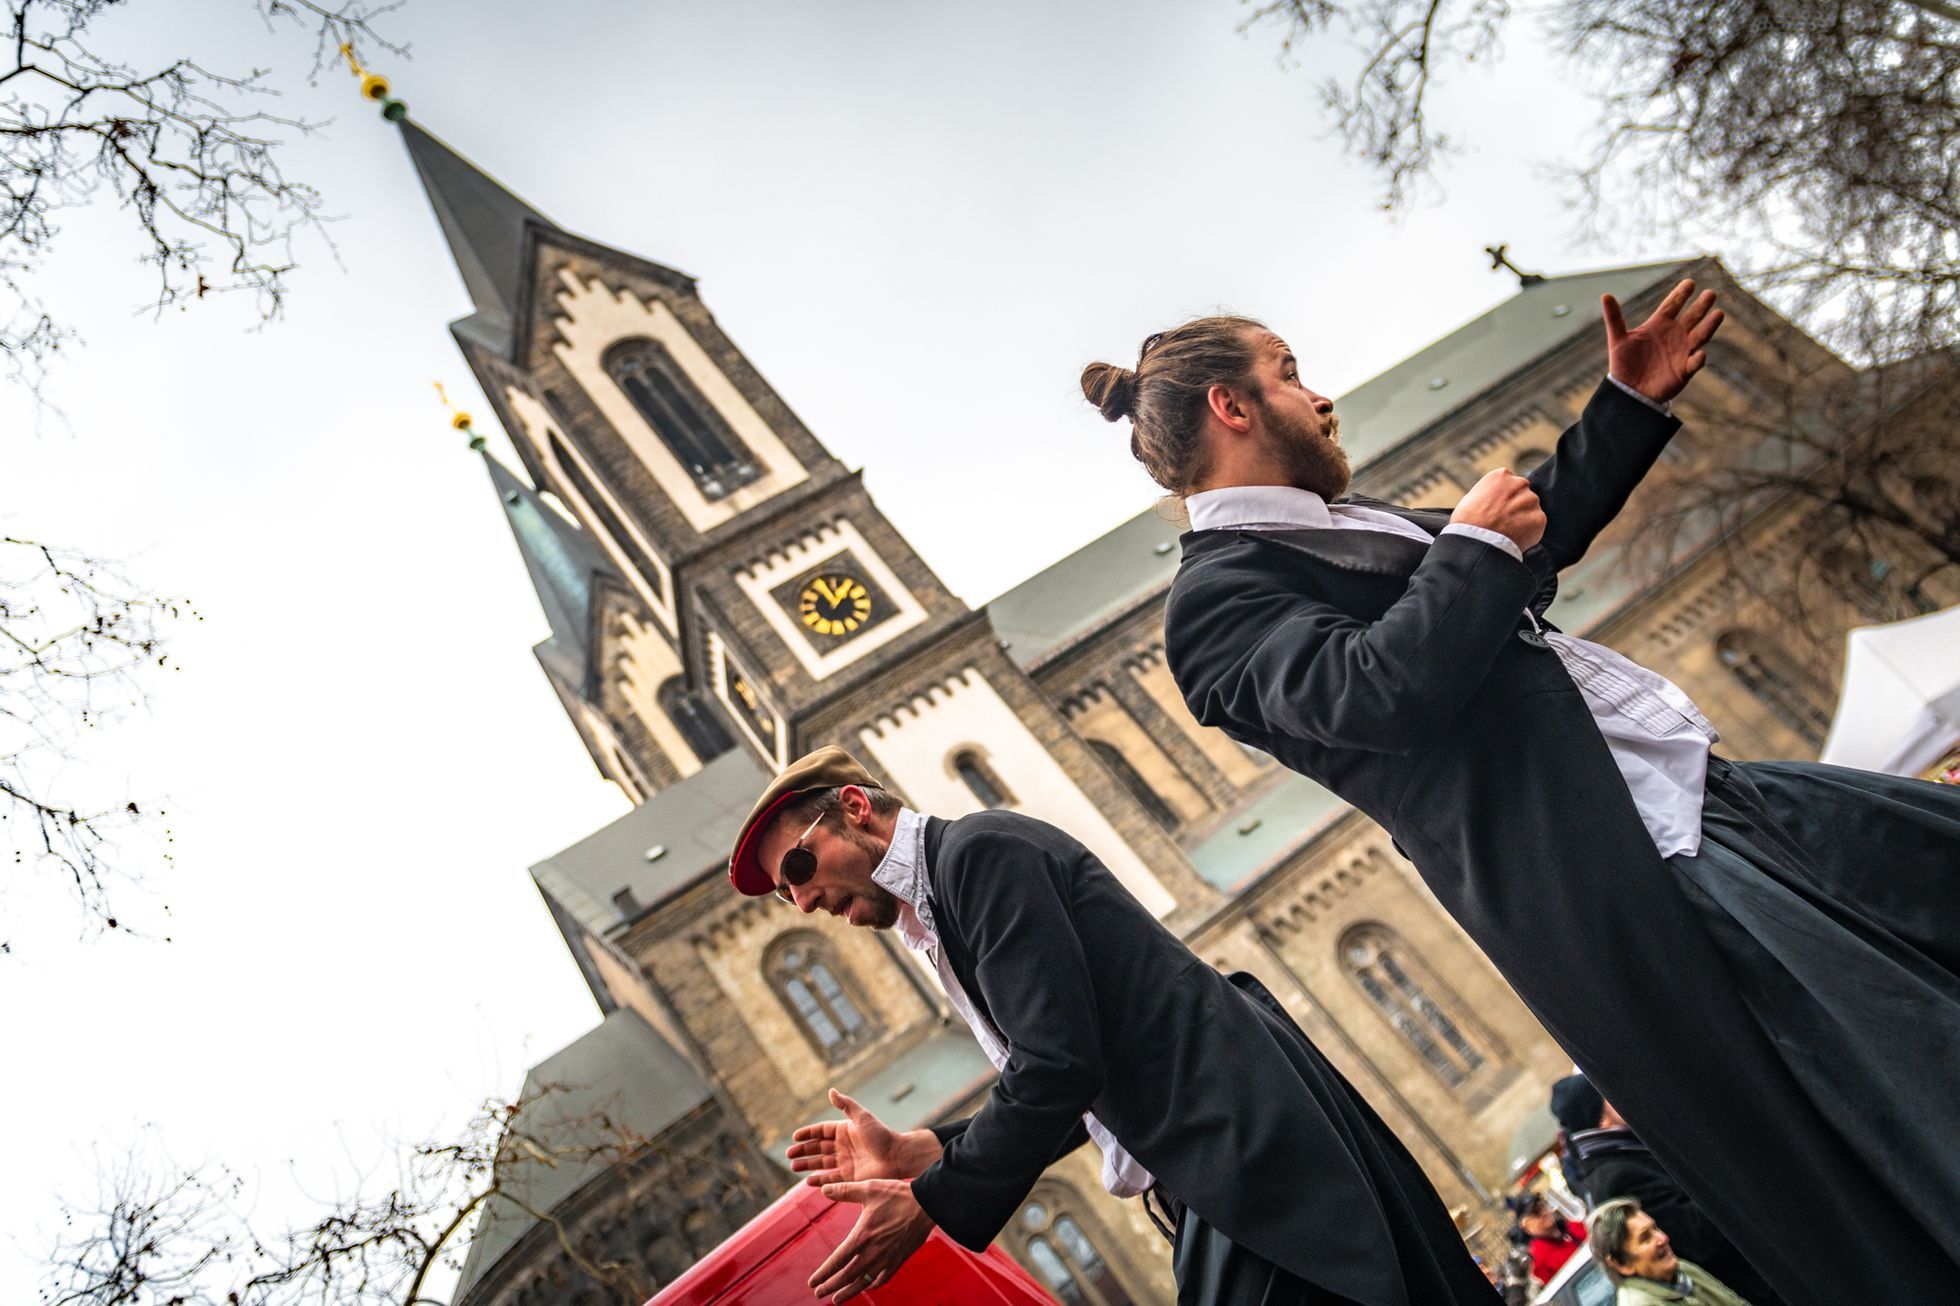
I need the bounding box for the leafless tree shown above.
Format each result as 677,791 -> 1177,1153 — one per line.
42,1086 -> 673,1306
2,0 -> 403,942
1240,0 -> 1960,359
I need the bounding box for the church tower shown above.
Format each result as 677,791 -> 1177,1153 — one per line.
394,109 -> 1211,924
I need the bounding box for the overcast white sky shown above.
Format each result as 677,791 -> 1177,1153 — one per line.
2,0 -> 1673,1295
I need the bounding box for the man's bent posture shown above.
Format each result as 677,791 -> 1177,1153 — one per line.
1086,284 -> 1960,1305
729,747 -> 1499,1304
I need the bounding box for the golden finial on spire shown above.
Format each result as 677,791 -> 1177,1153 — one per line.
435,382 -> 485,451
341,42 -> 408,121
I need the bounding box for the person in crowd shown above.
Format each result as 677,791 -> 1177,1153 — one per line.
728,746 -> 1499,1304
1589,1198 -> 1754,1306
1515,1193 -> 1586,1287
1092,283 -> 1960,1303
1550,1074 -> 1779,1304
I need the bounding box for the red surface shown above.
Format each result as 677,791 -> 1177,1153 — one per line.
649,1183 -> 1057,1305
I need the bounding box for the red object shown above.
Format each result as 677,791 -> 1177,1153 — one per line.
1530,1220 -> 1588,1285
648,1183 -> 1057,1305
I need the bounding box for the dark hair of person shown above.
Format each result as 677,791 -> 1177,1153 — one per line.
1080,316 -> 1266,496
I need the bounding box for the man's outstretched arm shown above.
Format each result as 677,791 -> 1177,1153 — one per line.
1529,279 -> 1721,572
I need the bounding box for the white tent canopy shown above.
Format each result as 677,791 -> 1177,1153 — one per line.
1820,604 -> 1960,776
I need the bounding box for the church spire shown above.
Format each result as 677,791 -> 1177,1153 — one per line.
399,119 -> 558,326
341,45 -> 558,325
484,451 -> 617,696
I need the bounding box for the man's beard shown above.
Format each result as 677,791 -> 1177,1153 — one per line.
840,824 -> 904,929
1266,403 -> 1351,500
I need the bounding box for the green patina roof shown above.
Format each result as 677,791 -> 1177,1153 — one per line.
1183,772 -> 1348,891
985,260 -> 1693,670
455,1009 -> 713,1296
532,749 -> 774,938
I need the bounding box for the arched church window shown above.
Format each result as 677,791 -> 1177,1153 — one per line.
657,676 -> 735,763
604,338 -> 760,500
1088,739 -> 1179,831
1716,629 -> 1831,748
950,748 -> 1015,809
1341,924 -> 1503,1094
765,933 -> 879,1062
1010,1186 -> 1134,1306
1509,447 -> 1551,475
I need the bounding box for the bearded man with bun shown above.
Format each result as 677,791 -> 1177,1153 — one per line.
1085,283 -> 1960,1306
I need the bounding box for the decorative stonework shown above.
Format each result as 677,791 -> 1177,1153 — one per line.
857,667 -> 1176,917
732,519 -> 929,680
549,272 -> 809,533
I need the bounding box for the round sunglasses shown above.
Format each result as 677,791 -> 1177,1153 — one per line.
775,811 -> 826,902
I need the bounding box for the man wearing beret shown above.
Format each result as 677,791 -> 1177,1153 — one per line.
727,745 -> 1500,1305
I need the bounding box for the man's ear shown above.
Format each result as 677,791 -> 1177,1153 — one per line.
1205,382 -> 1254,434
838,785 -> 870,825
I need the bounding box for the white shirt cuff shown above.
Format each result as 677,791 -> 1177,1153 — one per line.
1440,522 -> 1524,562
1608,374 -> 1672,417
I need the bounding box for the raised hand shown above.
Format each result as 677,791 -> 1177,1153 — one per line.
809,1179 -> 936,1303
787,1088 -> 942,1186
1604,278 -> 1724,405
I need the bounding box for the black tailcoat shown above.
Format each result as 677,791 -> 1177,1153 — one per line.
1161,380 -> 1960,1303
907,811 -> 1496,1306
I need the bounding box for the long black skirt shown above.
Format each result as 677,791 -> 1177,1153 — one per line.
1650,758 -> 1960,1300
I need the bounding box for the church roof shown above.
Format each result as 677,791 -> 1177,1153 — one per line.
985,259 -> 1695,668
399,118 -> 557,327
485,453 -> 617,694
454,1008 -> 713,1297
532,749 -> 775,939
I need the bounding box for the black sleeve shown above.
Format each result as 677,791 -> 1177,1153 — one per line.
909,827 -> 1106,1251
1170,531 -> 1536,754
930,1117 -> 1092,1160
1527,379 -> 1681,573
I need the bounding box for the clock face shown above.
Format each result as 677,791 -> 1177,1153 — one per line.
799,574 -> 874,637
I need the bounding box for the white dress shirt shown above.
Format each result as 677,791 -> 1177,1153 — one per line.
1182,485 -> 1718,857
871,808 -> 1155,1197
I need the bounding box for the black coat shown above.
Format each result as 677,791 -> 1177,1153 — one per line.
907,811 -> 1496,1306
1162,379 -> 1960,1304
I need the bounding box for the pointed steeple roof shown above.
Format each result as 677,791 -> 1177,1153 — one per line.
483,453 -> 617,693
400,119 -> 557,325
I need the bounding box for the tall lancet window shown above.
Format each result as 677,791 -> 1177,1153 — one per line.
1341,923 -> 1508,1097
1716,629 -> 1831,748
1088,739 -> 1180,831
765,933 -> 879,1063
657,676 -> 734,763
604,338 -> 761,500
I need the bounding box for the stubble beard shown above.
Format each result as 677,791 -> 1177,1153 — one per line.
840,824 -> 903,930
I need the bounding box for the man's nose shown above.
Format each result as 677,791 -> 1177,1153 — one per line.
1311,392 -> 1333,414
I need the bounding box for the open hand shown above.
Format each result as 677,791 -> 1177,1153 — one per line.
809,1179 -> 935,1302
788,1088 -> 942,1186
1604,278 -> 1724,405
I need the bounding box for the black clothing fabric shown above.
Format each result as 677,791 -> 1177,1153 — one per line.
1567,1127 -> 1780,1306
907,811 -> 1497,1306
1172,1199 -> 1336,1305
1162,379 -> 1960,1306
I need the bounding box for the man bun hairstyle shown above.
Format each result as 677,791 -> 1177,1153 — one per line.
1079,315 -> 1266,497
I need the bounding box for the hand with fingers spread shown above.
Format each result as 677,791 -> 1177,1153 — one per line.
788,1088 -> 944,1186
808,1178 -> 936,1303
1604,277 -> 1725,405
